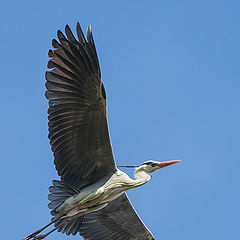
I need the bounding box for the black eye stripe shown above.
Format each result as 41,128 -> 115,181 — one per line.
144,162 -> 153,165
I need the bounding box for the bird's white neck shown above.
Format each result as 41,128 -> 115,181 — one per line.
128,170 -> 151,189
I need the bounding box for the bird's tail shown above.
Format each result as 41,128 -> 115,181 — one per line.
48,180 -> 79,215
48,180 -> 84,235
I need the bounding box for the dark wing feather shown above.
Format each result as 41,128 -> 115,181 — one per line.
79,193 -> 155,240
46,23 -> 116,188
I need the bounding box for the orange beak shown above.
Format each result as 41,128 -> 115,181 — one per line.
155,160 -> 181,168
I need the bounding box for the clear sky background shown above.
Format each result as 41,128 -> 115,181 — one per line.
1,0 -> 240,239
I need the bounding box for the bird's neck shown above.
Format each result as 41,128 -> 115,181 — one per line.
128,170 -> 151,189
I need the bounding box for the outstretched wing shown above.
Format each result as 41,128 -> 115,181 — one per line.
46,23 -> 117,188
79,193 -> 155,240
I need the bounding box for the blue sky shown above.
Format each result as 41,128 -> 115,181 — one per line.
1,0 -> 240,239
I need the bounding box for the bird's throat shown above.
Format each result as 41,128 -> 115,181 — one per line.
129,171 -> 151,189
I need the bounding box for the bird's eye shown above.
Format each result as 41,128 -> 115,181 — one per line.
151,163 -> 155,167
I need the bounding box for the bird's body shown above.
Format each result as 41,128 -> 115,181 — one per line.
56,170 -> 129,217
53,167 -> 154,220
55,170 -> 139,217
25,22 -> 180,240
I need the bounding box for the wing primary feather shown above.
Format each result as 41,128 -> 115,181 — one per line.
76,22 -> 87,45
47,60 -> 80,81
56,30 -> 90,75
69,23 -> 98,73
86,24 -> 100,75
46,71 -> 84,89
53,48 -> 85,78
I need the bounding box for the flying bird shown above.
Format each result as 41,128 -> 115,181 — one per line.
25,23 -> 180,240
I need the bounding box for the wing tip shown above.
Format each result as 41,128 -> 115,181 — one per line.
52,39 -> 59,48
86,24 -> 93,41
47,60 -> 55,69
48,49 -> 54,58
65,24 -> 70,31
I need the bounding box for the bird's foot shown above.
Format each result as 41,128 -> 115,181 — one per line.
24,230 -> 41,240
33,234 -> 47,240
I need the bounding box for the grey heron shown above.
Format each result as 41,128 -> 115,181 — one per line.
25,23 -> 180,240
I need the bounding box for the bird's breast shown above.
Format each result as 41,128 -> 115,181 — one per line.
57,171 -> 131,216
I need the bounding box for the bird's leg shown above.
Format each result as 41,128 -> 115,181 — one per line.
24,210 -> 67,240
25,205 -> 82,240
31,222 -> 65,240
33,227 -> 58,240
33,213 -> 83,240
24,221 -> 54,240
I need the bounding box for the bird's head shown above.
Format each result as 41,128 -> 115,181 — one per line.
134,160 -> 181,175
119,160 -> 181,177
